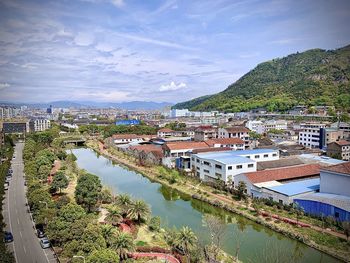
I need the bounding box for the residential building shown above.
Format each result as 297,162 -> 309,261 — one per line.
234,164 -> 320,197
191,149 -> 279,183
218,126 -> 251,149
295,161 -> 350,221
170,109 -> 189,118
157,128 -> 174,138
331,122 -> 350,138
298,123 -> 327,149
205,138 -> 245,150
112,134 -> 155,144
327,140 -> 350,161
264,120 -> 288,132
194,126 -> 217,141
128,144 -> 163,166
0,107 -> 21,119
245,120 -> 264,134
29,118 -> 51,132
3,121 -> 29,134
319,128 -> 344,149
162,141 -> 210,158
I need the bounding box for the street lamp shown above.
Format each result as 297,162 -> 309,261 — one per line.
73,255 -> 86,263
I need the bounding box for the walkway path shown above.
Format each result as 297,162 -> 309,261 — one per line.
130,252 -> 180,263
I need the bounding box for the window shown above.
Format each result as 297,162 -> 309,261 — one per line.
196,159 -> 199,163
196,167 -> 200,170
204,161 -> 210,166
246,156 -> 250,159
196,172 -> 200,177
248,164 -> 254,168
272,153 -> 277,157
255,155 -> 260,159
215,173 -> 222,178
279,200 -> 283,204
263,154 -> 268,158
204,169 -> 209,173
228,166 -> 232,170
236,165 -> 242,169
215,164 -> 222,169
335,212 -> 340,218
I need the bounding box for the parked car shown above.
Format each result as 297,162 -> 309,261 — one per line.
40,237 -> 51,249
4,231 -> 13,243
4,184 -> 9,190
36,228 -> 45,238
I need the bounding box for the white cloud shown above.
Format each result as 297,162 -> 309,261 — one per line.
159,81 -> 187,91
0,83 -> 10,90
111,0 -> 124,7
74,32 -> 95,46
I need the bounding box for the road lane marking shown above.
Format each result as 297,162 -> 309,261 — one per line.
7,174 -> 18,263
19,231 -> 23,238
17,218 -> 20,225
23,245 -> 27,254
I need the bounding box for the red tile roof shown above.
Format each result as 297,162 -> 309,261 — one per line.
244,164 -> 320,184
163,141 -> 209,151
129,144 -> 162,154
335,140 -> 350,146
158,128 -> 174,132
224,126 -> 250,133
206,138 -> 244,146
322,161 -> 350,175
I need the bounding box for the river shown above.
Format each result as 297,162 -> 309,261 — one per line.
72,148 -> 340,263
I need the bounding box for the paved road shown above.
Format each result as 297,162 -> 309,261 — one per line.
2,142 -> 57,263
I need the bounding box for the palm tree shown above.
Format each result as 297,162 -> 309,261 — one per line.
101,224 -> 117,247
110,231 -> 135,260
115,194 -> 132,217
177,226 -> 197,261
105,207 -> 122,226
127,200 -> 150,224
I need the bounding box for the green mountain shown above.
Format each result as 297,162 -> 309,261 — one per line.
173,45 -> 350,112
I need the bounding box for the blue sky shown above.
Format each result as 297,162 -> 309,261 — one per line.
0,0 -> 349,103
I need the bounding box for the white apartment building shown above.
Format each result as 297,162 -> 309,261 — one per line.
191,149 -> 279,183
218,126 -> 251,149
29,118 -> 51,132
298,123 -> 327,149
245,120 -> 264,134
264,120 -> 288,131
170,109 -> 189,118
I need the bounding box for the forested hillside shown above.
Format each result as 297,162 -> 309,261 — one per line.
173,45 -> 350,112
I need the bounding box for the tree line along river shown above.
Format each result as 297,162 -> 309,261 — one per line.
72,148 -> 340,263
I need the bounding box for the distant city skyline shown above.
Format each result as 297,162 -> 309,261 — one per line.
0,0 -> 349,103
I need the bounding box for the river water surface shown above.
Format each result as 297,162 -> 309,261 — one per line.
72,148 -> 340,263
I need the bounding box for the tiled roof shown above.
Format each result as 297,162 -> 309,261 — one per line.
321,161 -> 350,175
206,138 -> 244,146
335,140 -> 350,146
129,144 -> 162,153
224,126 -> 250,133
158,128 -> 174,132
163,141 -> 209,151
244,164 -> 320,183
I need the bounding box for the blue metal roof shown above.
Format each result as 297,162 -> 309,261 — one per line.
265,178 -> 320,196
210,155 -> 256,165
196,149 -> 278,159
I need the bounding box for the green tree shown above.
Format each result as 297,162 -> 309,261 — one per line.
342,221 -> 350,240
236,181 -> 247,200
149,216 -> 161,232
127,199 -> 151,224
105,207 -> 122,226
86,249 -> 119,263
115,194 -> 132,216
109,232 -> 135,260
51,171 -> 69,194
176,226 -> 198,261
75,173 -> 102,212
99,188 -> 113,204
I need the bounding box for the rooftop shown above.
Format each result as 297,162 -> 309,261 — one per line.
223,126 -> 250,133
257,157 -> 304,170
195,148 -> 278,159
321,161 -> 350,175
163,141 -> 210,151
298,154 -> 345,166
158,128 -> 174,132
206,138 -> 244,146
263,178 -> 320,196
295,193 -> 350,212
334,140 -> 350,146
244,164 -> 320,184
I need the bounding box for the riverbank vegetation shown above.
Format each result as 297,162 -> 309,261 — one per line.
0,136 -> 15,263
88,138 -> 350,262
23,129 -> 237,263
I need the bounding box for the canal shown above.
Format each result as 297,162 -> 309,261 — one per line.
72,148 -> 340,263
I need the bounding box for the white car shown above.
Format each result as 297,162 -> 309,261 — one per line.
40,237 -> 51,249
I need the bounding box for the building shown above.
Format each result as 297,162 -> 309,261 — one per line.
29,118 -> 51,132
162,141 -> 210,158
115,119 -> 140,126
234,164 -> 320,198
47,105 -> 53,114
218,126 -> 251,149
170,109 -> 189,118
3,121 -> 29,134
295,161 -> 350,221
331,122 -> 350,138
264,120 -> 288,132
112,134 -> 154,145
194,126 -> 217,141
261,178 -> 320,205
205,138 -> 245,150
298,123 -> 327,149
327,140 -> 350,160
157,128 -> 174,138
191,149 -> 279,183
0,107 -> 21,119
128,144 -> 163,165
245,120 -> 264,134
319,128 -> 344,149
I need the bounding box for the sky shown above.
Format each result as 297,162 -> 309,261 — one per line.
0,0 -> 350,103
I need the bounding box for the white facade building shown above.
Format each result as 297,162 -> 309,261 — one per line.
191,149 -> 279,183
170,109 -> 189,118
298,123 -> 327,149
245,120 -> 264,134
30,118 -> 51,132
